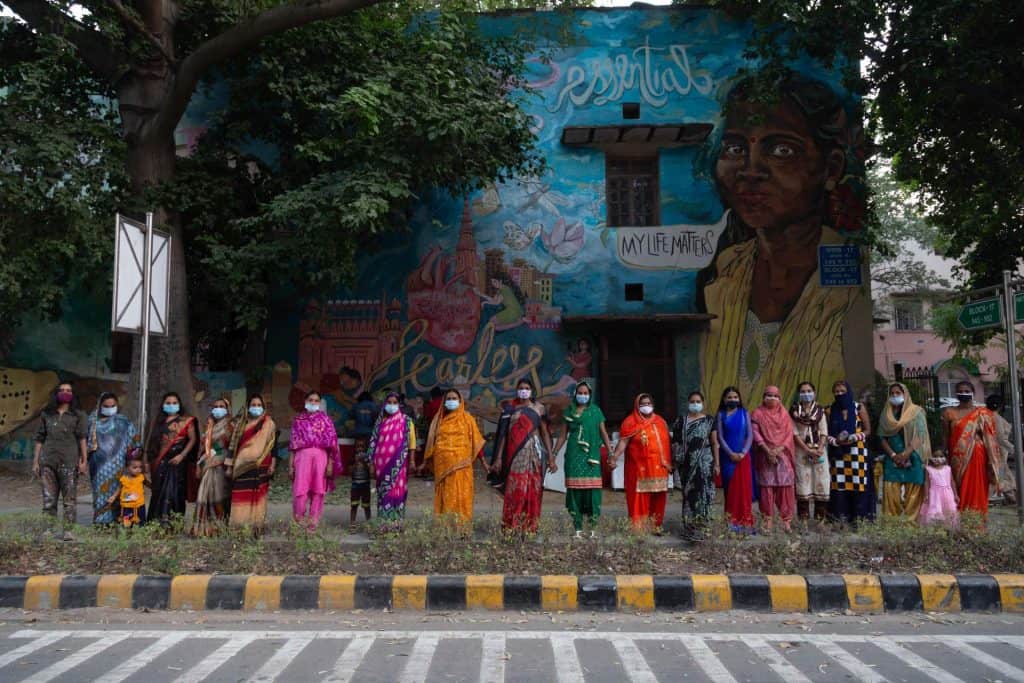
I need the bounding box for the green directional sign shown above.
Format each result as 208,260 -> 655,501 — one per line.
1016,292 -> 1024,323
958,298 -> 1002,331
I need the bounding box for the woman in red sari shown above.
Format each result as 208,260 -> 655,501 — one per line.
612,393 -> 671,533
943,381 -> 1001,516
147,392 -> 198,526
491,379 -> 555,532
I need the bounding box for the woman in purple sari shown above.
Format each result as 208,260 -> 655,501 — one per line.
367,392 -> 417,520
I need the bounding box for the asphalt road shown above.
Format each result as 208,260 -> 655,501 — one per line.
0,610 -> 1021,682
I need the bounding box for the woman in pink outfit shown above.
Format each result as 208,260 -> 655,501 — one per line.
919,451 -> 959,528
288,391 -> 341,531
751,385 -> 797,533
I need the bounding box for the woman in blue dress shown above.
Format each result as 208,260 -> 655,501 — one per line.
86,392 -> 138,525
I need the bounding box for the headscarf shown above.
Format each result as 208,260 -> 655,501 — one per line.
619,393 -> 668,445
563,382 -> 603,456
877,382 -> 932,459
202,398 -> 233,462
751,385 -> 793,448
828,380 -> 858,436
88,391 -> 119,452
424,389 -> 485,465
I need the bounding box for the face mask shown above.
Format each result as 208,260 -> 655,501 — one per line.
100,406 -> 118,417
56,391 -> 73,404
163,403 -> 180,415
889,395 -> 905,406
384,403 -> 400,415
305,403 -> 320,413
638,405 -> 654,416
211,407 -> 228,420
576,394 -> 591,405
800,392 -> 815,403
834,393 -> 846,401
956,392 -> 973,402
688,402 -> 703,413
517,389 -> 532,400
725,400 -> 740,409
444,399 -> 460,411
248,406 -> 264,418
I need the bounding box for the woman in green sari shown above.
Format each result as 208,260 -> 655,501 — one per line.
553,382 -> 613,538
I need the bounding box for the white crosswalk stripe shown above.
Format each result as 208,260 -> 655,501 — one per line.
0,629 -> 1022,682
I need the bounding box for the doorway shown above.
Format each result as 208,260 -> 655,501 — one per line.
599,329 -> 677,428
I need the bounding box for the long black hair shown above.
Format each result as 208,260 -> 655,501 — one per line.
160,391 -> 187,415
43,381 -> 80,414
717,385 -> 743,412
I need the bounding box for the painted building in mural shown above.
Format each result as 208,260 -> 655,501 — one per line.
0,6 -> 873,457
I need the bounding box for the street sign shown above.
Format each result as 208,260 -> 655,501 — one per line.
112,214 -> 170,336
1016,292 -> 1024,323
957,298 -> 1002,331
819,245 -> 862,287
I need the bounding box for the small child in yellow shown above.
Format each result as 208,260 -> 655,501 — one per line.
107,455 -> 149,528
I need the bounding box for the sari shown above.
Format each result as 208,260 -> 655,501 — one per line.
423,392 -> 484,523
227,413 -> 277,532
671,414 -> 716,531
877,384 -> 930,519
495,399 -> 547,532
190,412 -> 235,537
619,396 -> 671,530
563,387 -> 606,531
86,412 -> 137,524
368,395 -> 417,520
717,407 -> 757,530
948,407 -> 1001,516
149,414 -> 198,524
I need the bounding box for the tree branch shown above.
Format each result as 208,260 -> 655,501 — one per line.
2,0 -> 128,84
146,0 -> 383,144
109,0 -> 176,67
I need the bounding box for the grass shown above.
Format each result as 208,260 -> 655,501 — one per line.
0,510 -> 1021,576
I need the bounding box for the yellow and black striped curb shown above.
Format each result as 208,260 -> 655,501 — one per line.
2,574 -> 1022,612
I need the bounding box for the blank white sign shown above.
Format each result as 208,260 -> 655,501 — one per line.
112,214 -> 170,336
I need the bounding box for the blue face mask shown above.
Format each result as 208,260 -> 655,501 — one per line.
576,394 -> 590,405
444,399 -> 460,411
384,403 -> 400,415
249,406 -> 264,418
305,403 -> 320,413
163,403 -> 180,415
688,402 -> 703,413
211,407 -> 228,420
800,392 -> 815,403
100,406 -> 118,417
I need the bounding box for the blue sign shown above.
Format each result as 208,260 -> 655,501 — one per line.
819,245 -> 862,287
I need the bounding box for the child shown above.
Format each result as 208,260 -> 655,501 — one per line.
349,436 -> 373,527
919,450 -> 959,528
108,455 -> 149,528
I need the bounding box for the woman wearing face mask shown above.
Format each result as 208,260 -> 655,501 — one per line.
148,392 -> 199,526
612,394 -> 671,533
877,383 -> 930,518
492,379 -> 556,533
671,391 -> 719,540
826,380 -> 873,524
421,389 -> 485,524
367,392 -> 418,521
553,381 -> 613,538
942,381 -> 1000,516
790,381 -> 829,522
34,383 -> 88,533
86,392 -> 138,526
751,386 -> 796,533
226,395 -> 278,534
288,391 -> 341,531
716,387 -> 757,532
189,398 -> 235,536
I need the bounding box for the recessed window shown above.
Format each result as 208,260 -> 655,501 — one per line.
625,283 -> 644,301
622,102 -> 640,119
606,156 -> 659,227
894,300 -> 924,331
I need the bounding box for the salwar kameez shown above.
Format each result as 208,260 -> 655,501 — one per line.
562,395 -> 606,532
289,410 -> 340,531
619,397 -> 671,531
752,391 -> 797,531
828,386 -> 872,524
878,385 -> 931,522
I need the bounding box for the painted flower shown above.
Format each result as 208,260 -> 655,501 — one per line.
541,218 -> 584,263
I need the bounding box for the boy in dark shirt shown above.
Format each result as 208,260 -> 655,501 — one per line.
350,436 -> 373,527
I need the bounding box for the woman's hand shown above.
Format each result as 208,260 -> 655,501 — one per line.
170,454 -> 184,466
325,461 -> 334,479
225,465 -> 233,479
731,452 -> 743,463
547,458 -> 558,474
713,463 -> 721,477
288,464 -> 295,481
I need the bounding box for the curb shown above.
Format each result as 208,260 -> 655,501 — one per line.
2,574 -> 1022,612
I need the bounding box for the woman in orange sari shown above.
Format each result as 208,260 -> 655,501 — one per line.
226,395 -> 277,534
421,389 -> 486,524
943,381 -> 1001,516
612,393 -> 671,533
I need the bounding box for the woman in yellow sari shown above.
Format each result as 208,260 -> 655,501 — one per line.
421,389 -> 485,524
226,395 -> 277,535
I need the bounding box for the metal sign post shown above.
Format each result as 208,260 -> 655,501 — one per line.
1002,270 -> 1024,524
138,212 -> 153,443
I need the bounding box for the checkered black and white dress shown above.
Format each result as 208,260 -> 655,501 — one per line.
830,402 -> 868,492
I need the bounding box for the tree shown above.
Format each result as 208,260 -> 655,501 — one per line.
694,0 -> 1024,290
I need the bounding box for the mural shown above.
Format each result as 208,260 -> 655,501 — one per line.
2,7 -> 871,456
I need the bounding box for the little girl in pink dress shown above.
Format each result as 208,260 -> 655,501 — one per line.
919,452 -> 959,528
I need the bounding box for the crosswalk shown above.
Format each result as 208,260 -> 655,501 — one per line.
0,629 -> 1023,682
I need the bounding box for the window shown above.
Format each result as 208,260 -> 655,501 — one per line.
606,156 -> 659,227
938,379 -> 958,400
893,300 -> 924,331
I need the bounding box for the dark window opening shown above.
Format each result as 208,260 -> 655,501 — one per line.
110,332 -> 134,374
624,283 -> 644,301
622,102 -> 640,119
606,156 -> 659,227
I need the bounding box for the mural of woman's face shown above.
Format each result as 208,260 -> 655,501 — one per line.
715,98 -> 844,232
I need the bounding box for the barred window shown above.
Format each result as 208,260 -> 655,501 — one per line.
894,300 -> 924,331
606,156 -> 659,227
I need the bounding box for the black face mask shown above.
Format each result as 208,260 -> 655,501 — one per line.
956,393 -> 973,402
725,400 -> 740,409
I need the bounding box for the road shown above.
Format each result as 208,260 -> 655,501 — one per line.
0,610 -> 1021,682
